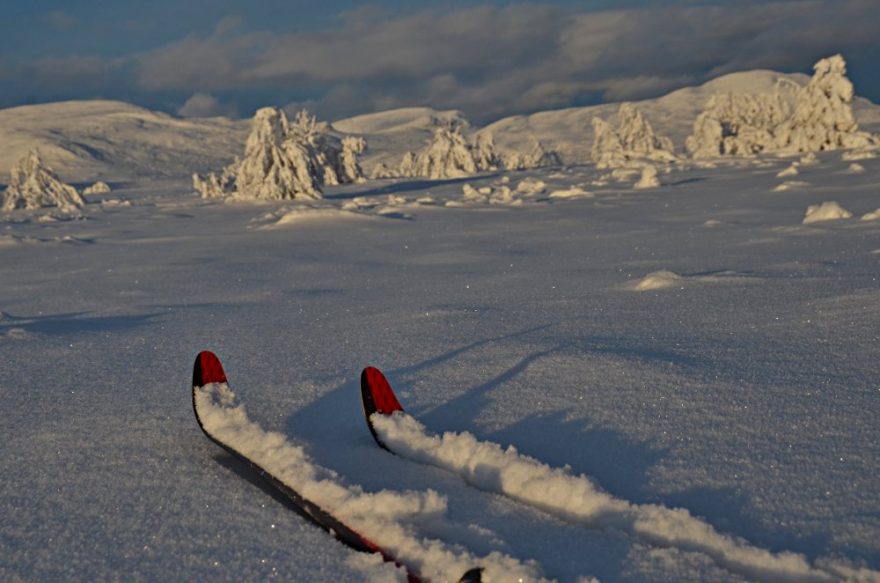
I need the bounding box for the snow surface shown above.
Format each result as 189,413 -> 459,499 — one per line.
370,411 -> 854,582
2,62 -> 880,582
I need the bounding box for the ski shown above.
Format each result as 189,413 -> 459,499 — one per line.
360,366 -> 843,583
193,352 -> 543,583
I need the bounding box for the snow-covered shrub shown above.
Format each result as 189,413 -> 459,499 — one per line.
802,201 -> 852,224
503,140 -> 561,171
2,150 -> 84,212
193,107 -> 366,201
687,55 -> 877,158
592,103 -> 676,168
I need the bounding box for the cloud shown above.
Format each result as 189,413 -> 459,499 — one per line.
177,92 -> 238,118
4,1 -> 880,122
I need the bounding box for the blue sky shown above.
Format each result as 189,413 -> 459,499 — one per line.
1,1 -> 877,122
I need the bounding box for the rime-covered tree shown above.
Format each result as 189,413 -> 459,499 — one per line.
193,107 -> 366,201
2,150 -> 84,212
591,104 -> 676,168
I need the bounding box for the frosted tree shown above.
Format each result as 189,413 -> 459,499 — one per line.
687,83 -> 795,157
504,139 -> 562,170
193,107 -> 367,201
399,126 -> 478,179
471,132 -> 501,172
339,137 -> 367,184
591,104 -> 676,168
777,55 -> 876,152
687,55 -> 876,158
591,118 -> 627,169
2,150 -> 84,212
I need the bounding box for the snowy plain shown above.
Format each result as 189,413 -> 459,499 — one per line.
2,73 -> 880,581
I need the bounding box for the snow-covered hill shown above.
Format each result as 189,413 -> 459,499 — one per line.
1,67 -> 878,183
0,100 -> 247,182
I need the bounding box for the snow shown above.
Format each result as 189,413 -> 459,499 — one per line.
371,411 -> 849,583
687,56 -> 877,158
1,150 -> 84,212
83,181 -> 112,196
2,60 -> 880,583
802,201 -> 853,224
195,380 -> 546,582
634,165 -> 661,190
592,104 -> 676,169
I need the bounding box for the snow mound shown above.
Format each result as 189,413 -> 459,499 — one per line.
776,164 -> 799,177
634,165 -> 661,189
773,180 -> 811,192
515,177 -> 546,195
1,150 -> 84,212
83,181 -> 111,195
193,108 -> 366,201
451,183 -> 519,206
846,163 -> 865,174
859,208 -> 880,221
687,55 -> 877,158
372,412 -> 840,583
632,270 -> 683,291
548,186 -> 592,199
592,104 -> 676,169
802,201 -> 852,224
841,148 -> 878,161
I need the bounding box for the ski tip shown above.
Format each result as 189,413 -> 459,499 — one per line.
193,351 -> 227,387
458,567 -> 483,583
360,366 -> 404,417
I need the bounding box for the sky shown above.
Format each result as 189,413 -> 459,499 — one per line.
1,0 -> 878,124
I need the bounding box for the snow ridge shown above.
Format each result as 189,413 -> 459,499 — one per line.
2,150 -> 84,212
371,412 -> 865,583
194,381 -> 547,583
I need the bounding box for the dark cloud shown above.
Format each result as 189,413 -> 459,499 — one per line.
2,1 -> 879,122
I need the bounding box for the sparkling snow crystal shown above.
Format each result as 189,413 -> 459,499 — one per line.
2,150 -> 84,212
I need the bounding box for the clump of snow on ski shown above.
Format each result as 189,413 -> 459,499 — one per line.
363,366 -> 860,583
193,352 -> 547,583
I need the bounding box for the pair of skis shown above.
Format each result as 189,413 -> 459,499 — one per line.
193,351 -> 520,583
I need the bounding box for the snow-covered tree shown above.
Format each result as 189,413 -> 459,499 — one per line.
2,150 -> 84,212
591,104 -> 676,168
687,55 -> 877,158
399,126 -> 478,179
504,139 -> 561,171
472,132 -> 501,172
193,107 -> 366,201
778,55 -> 876,152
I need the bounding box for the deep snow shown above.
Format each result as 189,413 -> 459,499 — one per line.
1,60 -> 880,581
2,147 -> 878,581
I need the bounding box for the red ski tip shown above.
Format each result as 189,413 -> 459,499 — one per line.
193,351 -> 228,387
361,366 -> 404,417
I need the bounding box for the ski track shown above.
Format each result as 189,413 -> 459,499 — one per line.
371,413 -> 879,583
195,381 -> 549,582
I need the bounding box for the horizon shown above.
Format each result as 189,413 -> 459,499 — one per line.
1,1 -> 879,124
